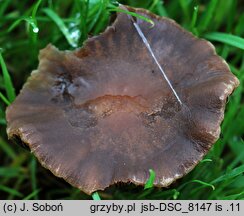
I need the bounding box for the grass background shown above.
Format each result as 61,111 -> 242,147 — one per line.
0,0 -> 244,200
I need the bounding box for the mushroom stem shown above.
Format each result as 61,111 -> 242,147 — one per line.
120,4 -> 183,106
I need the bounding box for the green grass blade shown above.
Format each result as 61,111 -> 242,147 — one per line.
0,92 -> 11,105
228,139 -> 244,166
221,45 -> 230,59
211,164 -> 244,184
87,3 -> 103,32
0,167 -> 21,178
0,118 -> 6,125
43,8 -> 79,48
0,138 -> 16,159
204,32 -> 244,50
0,0 -> 11,17
0,185 -> 23,198
0,52 -> 15,102
149,0 -> 158,11
149,0 -> 168,17
8,16 -> 39,33
108,8 -> 154,26
172,189 -> 180,199
190,5 -> 199,35
235,13 -> 244,36
32,0 -> 42,19
137,188 -> 154,199
200,0 -> 218,32
200,159 -> 212,163
92,192 -> 101,200
223,191 -> 244,200
23,189 -> 41,200
144,169 -> 156,189
74,0 -> 89,44
30,157 -> 38,199
29,0 -> 42,39
7,1 -> 41,45
179,0 -> 190,22
154,0 -> 168,17
191,180 -> 215,190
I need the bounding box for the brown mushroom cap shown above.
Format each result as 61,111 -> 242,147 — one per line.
6,6 -> 239,194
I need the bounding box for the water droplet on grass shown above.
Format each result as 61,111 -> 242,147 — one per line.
33,27 -> 39,33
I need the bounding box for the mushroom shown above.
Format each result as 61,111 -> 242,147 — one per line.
6,6 -> 239,195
